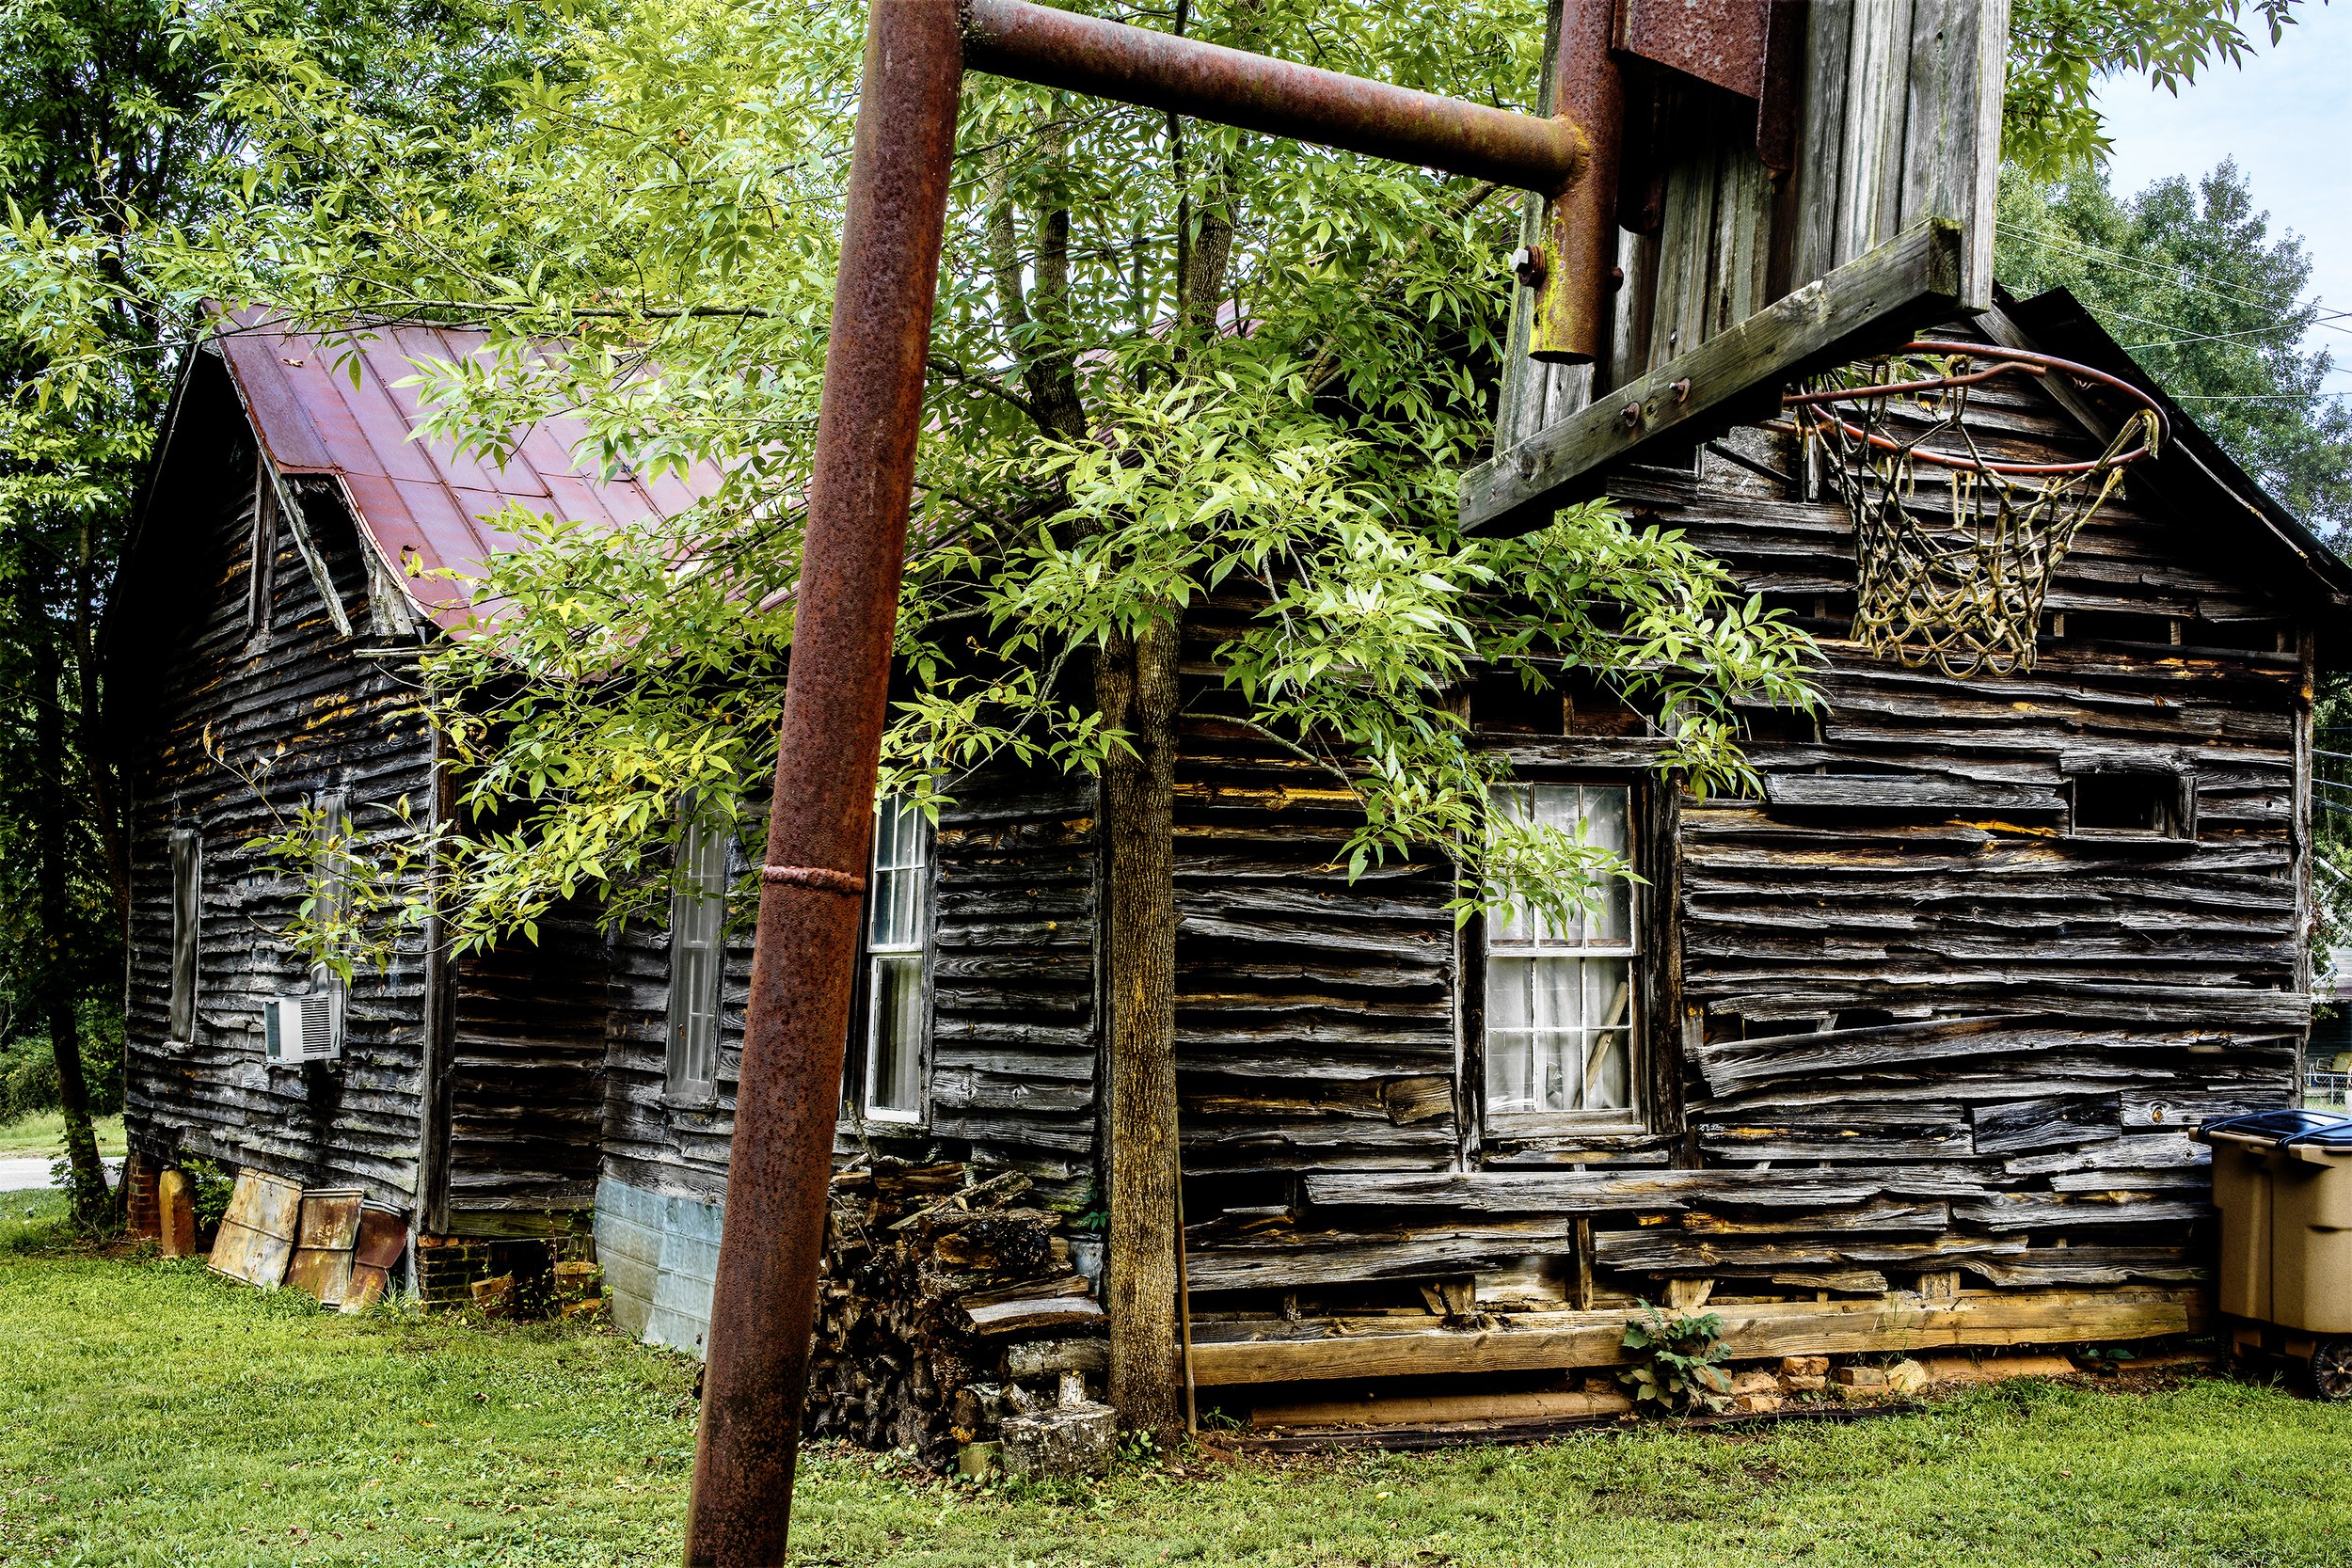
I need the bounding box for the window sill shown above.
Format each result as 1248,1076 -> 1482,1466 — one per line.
661,1093 -> 723,1116
842,1113 -> 930,1136
1484,1111 -> 1648,1139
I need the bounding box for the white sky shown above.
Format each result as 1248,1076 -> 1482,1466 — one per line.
2094,2 -> 2352,396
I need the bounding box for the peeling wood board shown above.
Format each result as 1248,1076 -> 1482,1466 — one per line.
1188,1289 -> 2205,1386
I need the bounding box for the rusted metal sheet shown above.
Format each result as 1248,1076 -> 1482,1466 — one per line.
208,1169 -> 302,1289
286,1187 -> 366,1306
686,3 -> 964,1563
209,310 -> 729,635
962,0 -> 1583,193
341,1204 -> 411,1314
1615,0 -> 1769,99
1613,0 -> 1804,176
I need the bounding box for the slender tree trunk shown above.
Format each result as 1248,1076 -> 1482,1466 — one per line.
21,566 -> 109,1223
72,524 -> 130,935
1098,615 -> 1184,1440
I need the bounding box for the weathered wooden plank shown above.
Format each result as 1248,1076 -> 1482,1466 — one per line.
1461,220 -> 1963,533
1303,1166 -> 1996,1215
1187,1289 -> 2206,1386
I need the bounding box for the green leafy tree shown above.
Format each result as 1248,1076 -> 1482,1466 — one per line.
0,0 -> 564,1223
2004,0 -> 2321,176
1996,159 -> 2352,536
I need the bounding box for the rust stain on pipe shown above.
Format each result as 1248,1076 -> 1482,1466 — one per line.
682,2 -> 963,1563
961,0 -> 1584,194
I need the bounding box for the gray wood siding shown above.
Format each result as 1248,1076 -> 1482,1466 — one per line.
599,765 -> 1101,1207
1177,348 -> 2306,1307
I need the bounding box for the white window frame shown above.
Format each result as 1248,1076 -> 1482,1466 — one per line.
665,799 -> 729,1107
1481,782 -> 1643,1133
860,796 -> 934,1126
311,789 -> 349,1007
168,825 -> 201,1043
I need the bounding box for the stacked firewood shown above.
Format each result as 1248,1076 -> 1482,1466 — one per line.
803,1158 -> 1103,1465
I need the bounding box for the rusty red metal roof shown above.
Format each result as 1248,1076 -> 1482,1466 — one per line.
212,307 -> 730,633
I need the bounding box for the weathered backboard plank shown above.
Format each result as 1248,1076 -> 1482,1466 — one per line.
1466,219 -> 1963,534
1474,0 -> 2007,530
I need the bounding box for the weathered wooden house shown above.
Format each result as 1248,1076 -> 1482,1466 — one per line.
119,284 -> 2351,1440
111,309 -> 729,1298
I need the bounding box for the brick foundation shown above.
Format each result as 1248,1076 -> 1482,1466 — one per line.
414,1231 -> 597,1311
124,1154 -> 161,1243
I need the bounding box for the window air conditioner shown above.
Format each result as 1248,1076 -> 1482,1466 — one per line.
262,992 -> 343,1064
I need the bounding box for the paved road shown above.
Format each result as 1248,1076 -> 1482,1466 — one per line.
0,1155 -> 123,1190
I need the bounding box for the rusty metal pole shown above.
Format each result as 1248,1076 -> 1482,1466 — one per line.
1529,0 -> 1622,363
682,4 -> 962,1563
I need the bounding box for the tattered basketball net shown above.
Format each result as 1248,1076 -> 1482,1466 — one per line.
1781,341 -> 2168,679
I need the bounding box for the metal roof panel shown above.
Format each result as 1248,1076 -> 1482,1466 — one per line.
208,309 -> 727,634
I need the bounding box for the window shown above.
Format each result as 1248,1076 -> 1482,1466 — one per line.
246,461 -> 275,639
862,797 -> 933,1123
311,790 -> 348,1000
1483,784 -> 1639,1124
665,800 -> 729,1105
2069,768 -> 2193,839
169,826 -> 200,1041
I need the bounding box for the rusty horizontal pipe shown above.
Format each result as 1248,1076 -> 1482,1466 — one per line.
682,3 -> 965,1564
961,0 -> 1584,194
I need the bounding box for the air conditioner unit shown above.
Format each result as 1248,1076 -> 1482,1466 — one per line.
262,992 -> 343,1064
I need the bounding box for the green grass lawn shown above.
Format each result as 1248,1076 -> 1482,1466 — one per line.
4,1195 -> 2350,1568
0,1110 -> 126,1159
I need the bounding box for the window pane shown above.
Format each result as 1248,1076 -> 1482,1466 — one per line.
169,829 -> 199,1041
1582,958 -> 1634,1110
1582,786 -> 1631,945
867,954 -> 925,1116
868,798 -> 928,949
1485,954 -> 1636,1118
1486,956 -> 1583,1114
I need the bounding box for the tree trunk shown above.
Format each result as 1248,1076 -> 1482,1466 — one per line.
1098,615 -> 1184,1440
21,565 -> 109,1223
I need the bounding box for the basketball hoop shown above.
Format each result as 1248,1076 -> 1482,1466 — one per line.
1780,341 -> 2168,680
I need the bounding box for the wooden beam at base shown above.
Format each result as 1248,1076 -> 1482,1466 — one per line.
1188,1287 -> 2204,1386
1459,219 -> 1965,535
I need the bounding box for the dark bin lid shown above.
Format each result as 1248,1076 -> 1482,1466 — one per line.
2199,1108 -> 2352,1148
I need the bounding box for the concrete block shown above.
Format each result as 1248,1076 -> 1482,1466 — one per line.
1783,1374 -> 1826,1393
1728,1370 -> 1779,1398
1000,1402 -> 1118,1480
1781,1355 -> 1829,1378
1732,1391 -> 1783,1414
1835,1365 -> 1888,1388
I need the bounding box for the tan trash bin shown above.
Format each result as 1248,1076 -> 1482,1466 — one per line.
2194,1109 -> 2352,1400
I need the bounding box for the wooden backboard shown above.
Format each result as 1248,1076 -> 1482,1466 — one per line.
1465,0 -> 2009,532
